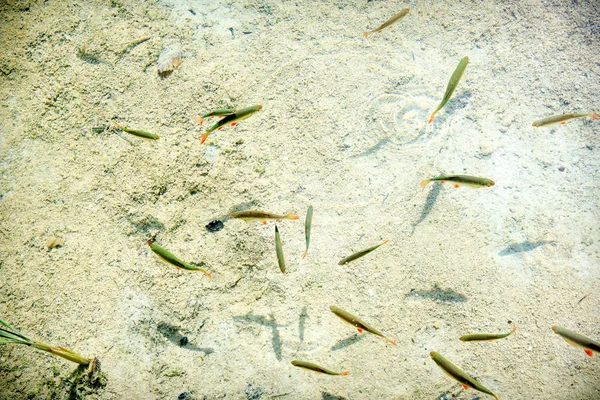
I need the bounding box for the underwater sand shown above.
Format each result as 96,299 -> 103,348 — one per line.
0,0 -> 599,399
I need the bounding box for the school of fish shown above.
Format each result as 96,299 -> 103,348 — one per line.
136,5 -> 599,399
16,3 -> 596,400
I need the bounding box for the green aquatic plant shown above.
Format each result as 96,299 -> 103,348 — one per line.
0,318 -> 91,365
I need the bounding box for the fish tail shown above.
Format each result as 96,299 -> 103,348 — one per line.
428,110 -> 437,124
199,133 -> 209,144
301,249 -> 308,259
591,114 -> 599,121
341,371 -> 350,376
510,325 -> 517,334
387,338 -> 398,346
201,269 -> 212,278
419,180 -> 431,191
363,32 -> 370,38
286,212 -> 300,220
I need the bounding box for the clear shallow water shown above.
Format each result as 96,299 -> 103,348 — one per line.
0,1 -> 599,399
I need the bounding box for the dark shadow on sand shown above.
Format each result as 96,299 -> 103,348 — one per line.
233,314 -> 284,361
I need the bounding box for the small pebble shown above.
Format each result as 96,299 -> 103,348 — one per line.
180,336 -> 188,346
157,44 -> 182,75
178,392 -> 190,400
206,220 -> 224,232
433,322 -> 441,329
558,166 -> 565,172
46,237 -> 65,251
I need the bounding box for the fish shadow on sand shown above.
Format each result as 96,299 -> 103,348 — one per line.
405,286 -> 467,303
331,333 -> 365,351
233,314 -> 284,361
439,91 -> 472,120
156,322 -> 214,355
353,137 -> 391,158
298,307 -> 308,342
322,393 -> 348,400
411,182 -> 443,235
498,240 -> 556,256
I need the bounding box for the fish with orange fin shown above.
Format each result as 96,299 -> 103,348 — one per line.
430,352 -> 499,400
532,113 -> 598,127
198,105 -> 262,144
329,306 -> 397,346
193,108 -> 236,127
364,8 -> 410,38
148,240 -> 211,278
429,56 -> 469,124
552,325 -> 600,357
420,175 -> 494,190
460,325 -> 516,342
231,210 -> 299,224
291,360 -> 349,376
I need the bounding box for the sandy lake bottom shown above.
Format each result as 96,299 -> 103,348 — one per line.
0,0 -> 599,399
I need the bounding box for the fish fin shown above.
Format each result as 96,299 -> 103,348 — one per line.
357,328 -> 363,333
591,114 -> 599,120
440,180 -> 446,184
217,127 -> 223,130
462,385 -> 469,390
363,32 -> 369,38
230,122 -> 238,127
585,349 -> 593,357
388,26 -> 392,29
200,133 -> 209,144
262,221 -> 267,225
341,371 -> 350,376
192,116 -> 203,126
453,183 -> 460,189
419,180 -> 431,191
561,121 -> 566,125
286,212 -> 300,220
377,30 -> 382,33
428,111 -> 437,124
510,325 -> 517,335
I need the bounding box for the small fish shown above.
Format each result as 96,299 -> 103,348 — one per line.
532,113 -> 598,127
275,225 -> 286,273
338,240 -> 389,265
552,326 -> 600,357
329,306 -> 397,346
430,352 -> 499,400
231,210 -> 299,224
429,56 -> 469,124
192,108 -> 236,127
200,105 -> 262,144
302,205 -> 313,259
291,360 -> 349,376
148,240 -> 211,278
364,8 -> 410,38
114,123 -> 159,140
420,175 -> 494,190
460,326 -> 516,342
